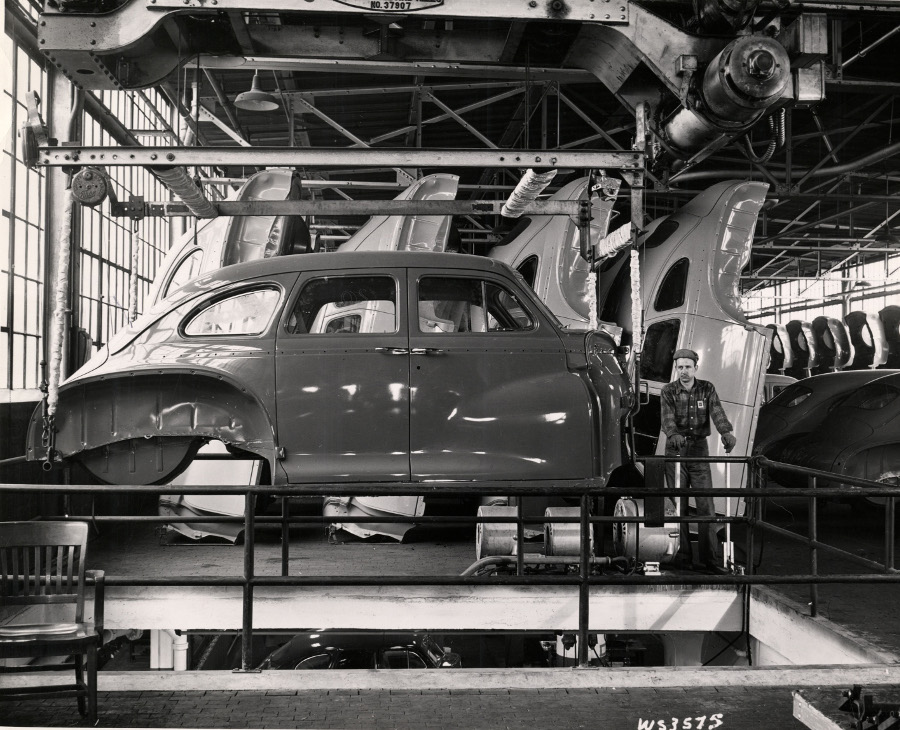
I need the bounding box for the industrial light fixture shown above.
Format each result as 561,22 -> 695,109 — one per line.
234,72 -> 279,112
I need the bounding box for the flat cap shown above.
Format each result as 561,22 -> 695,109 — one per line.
673,348 -> 699,363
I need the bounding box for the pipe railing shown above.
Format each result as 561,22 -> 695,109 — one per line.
1,454 -> 899,669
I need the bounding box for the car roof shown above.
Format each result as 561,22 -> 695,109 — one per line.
274,631 -> 428,657
203,251 -> 516,283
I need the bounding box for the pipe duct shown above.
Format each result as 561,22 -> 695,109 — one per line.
501,169 -> 558,218
152,166 -> 218,219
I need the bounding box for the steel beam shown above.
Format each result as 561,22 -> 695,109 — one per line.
37,146 -> 642,170
145,200 -> 584,217
139,0 -> 625,23
200,56 -> 597,82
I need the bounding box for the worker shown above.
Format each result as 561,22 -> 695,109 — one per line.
660,348 -> 737,574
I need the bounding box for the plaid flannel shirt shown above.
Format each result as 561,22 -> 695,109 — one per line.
661,378 -> 733,439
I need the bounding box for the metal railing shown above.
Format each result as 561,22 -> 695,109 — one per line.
1,454 -> 898,669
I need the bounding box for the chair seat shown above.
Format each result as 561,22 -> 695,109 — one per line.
0,622 -> 94,643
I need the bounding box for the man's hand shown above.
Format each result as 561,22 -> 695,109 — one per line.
668,434 -> 686,451
722,432 -> 737,453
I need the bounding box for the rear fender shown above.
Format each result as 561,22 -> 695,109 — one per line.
27,370 -> 275,463
840,445 -> 900,485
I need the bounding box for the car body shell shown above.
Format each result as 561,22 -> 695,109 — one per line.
754,370 -> 899,460
147,168 -> 308,307
28,251 -> 630,488
777,371 -> 900,488
594,181 -> 771,509
256,632 -> 460,670
487,177 -> 620,330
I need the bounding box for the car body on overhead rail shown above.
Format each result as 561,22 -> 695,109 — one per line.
26,251 -> 631,494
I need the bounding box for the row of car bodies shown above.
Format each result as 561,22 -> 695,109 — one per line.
765,305 -> 900,379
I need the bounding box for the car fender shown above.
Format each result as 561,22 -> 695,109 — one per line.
27,369 -> 276,465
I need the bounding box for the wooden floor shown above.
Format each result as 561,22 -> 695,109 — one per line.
88,519 -> 481,578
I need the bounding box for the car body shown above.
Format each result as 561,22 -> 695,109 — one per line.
754,370 -> 899,461
594,181 -> 772,510
765,323 -> 794,375
27,251 -> 631,492
147,168 -> 309,307
256,632 -> 461,670
845,310 -> 889,369
487,176 -> 620,330
336,173 -> 459,253
811,316 -> 854,373
881,305 -> 900,369
784,320 -> 819,379
777,371 -> 900,503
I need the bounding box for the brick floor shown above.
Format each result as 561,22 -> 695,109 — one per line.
2,686 -> 815,729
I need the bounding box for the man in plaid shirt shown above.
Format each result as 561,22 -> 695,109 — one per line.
661,348 -> 737,574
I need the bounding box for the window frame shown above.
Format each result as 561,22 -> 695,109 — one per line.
181,285 -> 283,339
414,274 -> 537,335
283,272 -> 401,337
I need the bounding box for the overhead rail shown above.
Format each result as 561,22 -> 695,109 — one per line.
109,200 -> 593,218
35,146 -> 643,170
2,455 -> 898,671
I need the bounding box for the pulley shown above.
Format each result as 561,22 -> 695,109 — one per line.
71,167 -> 112,207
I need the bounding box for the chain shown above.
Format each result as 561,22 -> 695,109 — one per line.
38,359 -> 56,469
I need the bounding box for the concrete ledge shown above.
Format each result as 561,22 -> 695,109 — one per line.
4,665 -> 899,691
750,586 -> 900,666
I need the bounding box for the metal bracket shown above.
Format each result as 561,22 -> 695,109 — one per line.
110,195 -> 147,221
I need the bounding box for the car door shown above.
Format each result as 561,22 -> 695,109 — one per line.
407,267 -> 595,481
275,268 -> 410,483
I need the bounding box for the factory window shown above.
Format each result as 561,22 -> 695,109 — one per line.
654,258 -> 689,312
184,288 -> 281,336
286,276 -> 398,335
639,319 -> 681,382
417,276 -> 534,333
1,35 -> 47,391
78,89 -> 171,350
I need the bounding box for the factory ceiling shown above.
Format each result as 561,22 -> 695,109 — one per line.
13,0 -> 900,295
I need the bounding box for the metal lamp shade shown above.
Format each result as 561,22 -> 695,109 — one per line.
234,73 -> 279,112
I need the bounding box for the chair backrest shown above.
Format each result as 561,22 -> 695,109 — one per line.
0,522 -> 89,622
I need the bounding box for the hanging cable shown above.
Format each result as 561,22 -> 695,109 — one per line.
742,109 -> 785,164
128,221 -> 140,324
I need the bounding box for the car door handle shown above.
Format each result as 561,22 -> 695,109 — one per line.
410,348 -> 445,355
375,347 -> 410,355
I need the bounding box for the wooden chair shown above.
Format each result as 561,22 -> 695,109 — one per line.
0,521 -> 105,724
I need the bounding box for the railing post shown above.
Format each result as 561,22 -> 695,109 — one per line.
746,458 -> 755,576
241,490 -> 256,671
885,496 -> 895,572
808,475 -> 818,617
516,498 -> 525,577
281,493 -> 290,577
578,492 -> 590,667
